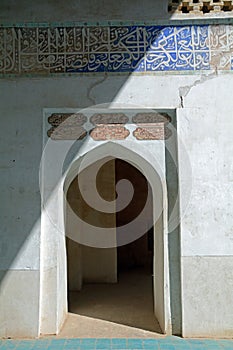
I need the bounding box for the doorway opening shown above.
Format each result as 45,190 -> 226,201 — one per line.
64,156 -> 163,336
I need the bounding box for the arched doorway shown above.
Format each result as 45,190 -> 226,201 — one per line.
64,154 -> 167,335
40,142 -> 172,336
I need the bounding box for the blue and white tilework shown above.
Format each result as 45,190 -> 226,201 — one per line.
0,24 -> 233,75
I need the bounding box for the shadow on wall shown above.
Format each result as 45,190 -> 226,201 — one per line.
0,0 -> 182,22
0,0 -> 183,337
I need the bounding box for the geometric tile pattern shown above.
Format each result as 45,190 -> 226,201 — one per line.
0,337 -> 233,349
1,24 -> 233,75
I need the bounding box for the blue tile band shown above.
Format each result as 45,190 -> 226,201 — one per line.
0,337 -> 233,349
0,24 -> 233,75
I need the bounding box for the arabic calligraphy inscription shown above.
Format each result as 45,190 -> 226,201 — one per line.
0,25 -> 233,75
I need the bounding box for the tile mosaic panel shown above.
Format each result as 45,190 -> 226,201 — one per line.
1,24 -> 233,75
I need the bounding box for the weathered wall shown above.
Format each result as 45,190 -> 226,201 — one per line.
0,0 -> 233,338
177,83 -> 233,337
1,73 -> 232,337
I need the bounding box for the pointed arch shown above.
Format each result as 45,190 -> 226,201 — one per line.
40,140 -> 173,335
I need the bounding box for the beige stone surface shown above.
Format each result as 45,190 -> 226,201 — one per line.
58,267 -> 164,338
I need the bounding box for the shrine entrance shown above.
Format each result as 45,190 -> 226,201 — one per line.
64,152 -> 167,335
40,139 -> 173,336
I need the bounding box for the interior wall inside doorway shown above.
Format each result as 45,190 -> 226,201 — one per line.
65,157 -> 159,334
66,158 -> 117,289
66,157 -> 154,290
116,159 -> 153,273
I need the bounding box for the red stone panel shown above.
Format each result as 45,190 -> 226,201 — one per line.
133,125 -> 172,140
90,125 -> 130,140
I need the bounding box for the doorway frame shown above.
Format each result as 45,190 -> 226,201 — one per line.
40,114 -> 177,335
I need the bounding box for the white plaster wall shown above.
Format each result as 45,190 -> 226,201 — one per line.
182,256 -> 233,337
0,82 -> 42,337
177,77 -> 233,337
178,82 -> 233,257
0,72 -> 233,337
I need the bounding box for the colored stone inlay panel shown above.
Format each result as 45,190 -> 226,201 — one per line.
46,112 -> 173,141
132,112 -> 171,124
48,113 -> 87,126
1,24 -> 233,75
133,125 -> 172,140
47,113 -> 87,140
47,126 -> 87,140
90,113 -> 128,125
90,125 -> 130,140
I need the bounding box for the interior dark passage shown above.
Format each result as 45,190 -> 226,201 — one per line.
116,159 -> 153,275
65,158 -> 162,334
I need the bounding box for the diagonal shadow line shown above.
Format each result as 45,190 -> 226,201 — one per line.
0,2 -> 186,336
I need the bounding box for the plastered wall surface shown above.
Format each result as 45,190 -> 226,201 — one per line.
0,0 -> 233,338
0,73 -> 232,337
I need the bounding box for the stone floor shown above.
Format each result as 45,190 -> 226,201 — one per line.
60,266 -> 161,338
0,338 -> 233,349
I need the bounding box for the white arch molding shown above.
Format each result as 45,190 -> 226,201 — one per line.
40,140 -> 173,335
